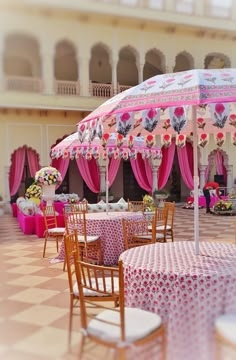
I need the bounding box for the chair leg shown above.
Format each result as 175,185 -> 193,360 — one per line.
68,296 -> 74,348
42,238 -> 47,258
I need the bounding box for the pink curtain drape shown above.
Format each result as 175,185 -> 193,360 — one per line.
130,154 -> 152,192
108,158 -> 121,186
27,148 -> 40,178
215,150 -> 227,184
177,143 -> 194,189
158,140 -> 176,189
76,157 -> 100,193
9,147 -> 26,196
51,157 -> 70,190
76,157 -> 120,193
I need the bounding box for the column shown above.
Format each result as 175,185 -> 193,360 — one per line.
199,165 -> 207,189
40,44 -> 55,95
137,61 -> 144,84
150,158 -> 162,193
78,55 -> 90,96
165,53 -> 176,73
111,57 -> 118,95
164,0 -> 175,11
4,166 -> 11,205
97,158 -> 107,193
226,165 -> 233,190
0,35 -> 4,91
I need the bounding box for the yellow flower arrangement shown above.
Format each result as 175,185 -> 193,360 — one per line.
25,184 -> 42,199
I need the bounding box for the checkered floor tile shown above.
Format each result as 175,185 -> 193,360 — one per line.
0,207 -> 235,359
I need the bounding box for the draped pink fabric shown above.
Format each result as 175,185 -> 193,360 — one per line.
76,157 -> 100,193
108,158 -> 121,186
9,147 -> 26,196
215,150 -> 227,184
51,157 -> 70,190
27,148 -> 40,178
177,144 -> 194,189
130,154 -> 152,192
158,140 -> 176,189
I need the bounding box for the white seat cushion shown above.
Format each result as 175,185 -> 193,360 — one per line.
48,227 -> 65,234
134,234 -> 164,240
73,276 -> 119,296
156,225 -> 172,231
77,235 -> 100,243
215,313 -> 236,345
87,307 -> 162,343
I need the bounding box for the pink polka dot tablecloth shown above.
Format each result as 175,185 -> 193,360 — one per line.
52,211 -> 143,265
120,241 -> 236,360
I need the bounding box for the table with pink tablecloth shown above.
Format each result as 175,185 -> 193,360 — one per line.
120,241 -> 236,360
52,211 -> 143,265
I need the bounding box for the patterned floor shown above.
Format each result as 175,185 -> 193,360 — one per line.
0,206 -> 235,359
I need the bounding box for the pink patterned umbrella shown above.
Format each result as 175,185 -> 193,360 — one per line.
77,68 -> 236,254
51,131 -> 162,161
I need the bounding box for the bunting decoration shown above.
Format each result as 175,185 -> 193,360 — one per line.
176,134 -> 186,148
169,106 -> 188,134
209,103 -> 229,129
161,134 -> 172,147
198,133 -> 209,148
142,108 -> 160,132
214,132 -> 226,147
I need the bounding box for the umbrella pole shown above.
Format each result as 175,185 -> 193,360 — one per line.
106,158 -> 109,214
192,105 -> 200,255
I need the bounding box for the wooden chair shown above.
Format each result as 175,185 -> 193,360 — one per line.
215,313 -> 236,360
74,257 -> 165,360
122,218 -> 158,250
149,207 -> 169,243
64,232 -> 119,346
69,201 -> 88,213
64,211 -> 103,264
42,204 -> 65,258
127,200 -> 145,212
163,201 -> 175,242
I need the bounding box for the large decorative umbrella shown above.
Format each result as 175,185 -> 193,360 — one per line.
51,131 -> 162,211
77,68 -> 236,254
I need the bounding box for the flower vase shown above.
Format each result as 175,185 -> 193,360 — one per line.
153,194 -> 168,208
42,184 -> 56,206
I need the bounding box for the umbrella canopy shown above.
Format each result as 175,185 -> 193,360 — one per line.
77,68 -> 236,255
51,131 -> 162,161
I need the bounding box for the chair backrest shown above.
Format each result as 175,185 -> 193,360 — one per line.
127,200 -> 144,212
74,256 -> 124,339
70,201 -> 88,213
164,201 -> 175,227
154,207 -> 169,228
64,231 -> 80,294
122,218 -> 156,250
64,210 -> 87,239
42,204 -> 58,230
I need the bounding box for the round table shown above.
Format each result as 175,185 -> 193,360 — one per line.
52,211 -> 144,265
120,241 -> 236,360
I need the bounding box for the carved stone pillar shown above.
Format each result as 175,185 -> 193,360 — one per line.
199,165 -> 207,189
97,158 -> 108,193
226,165 -> 233,190
4,166 -> 10,202
41,45 -> 55,95
150,158 -> 162,193
112,57 -> 118,95
78,56 -> 90,96
137,61 -> 144,84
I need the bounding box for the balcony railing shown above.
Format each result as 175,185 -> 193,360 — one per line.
3,75 -> 132,98
117,83 -> 132,93
90,82 -> 114,97
4,76 -> 43,93
55,80 -> 80,96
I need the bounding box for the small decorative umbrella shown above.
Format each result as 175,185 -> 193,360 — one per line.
77,68 -> 236,254
51,131 -> 162,212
